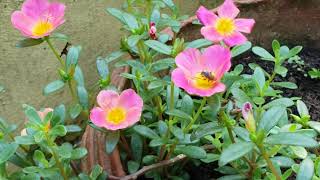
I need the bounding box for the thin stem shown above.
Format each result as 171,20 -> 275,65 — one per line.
169,81 -> 175,120
45,37 -> 65,67
258,145 -> 281,180
184,97 -> 207,133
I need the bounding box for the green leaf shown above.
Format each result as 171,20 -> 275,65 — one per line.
158,121 -> 168,137
74,65 -> 85,86
33,150 -> 49,168
66,45 -> 81,70
275,65 -> 288,77
186,39 -> 212,49
297,158 -> 314,180
145,40 -> 172,55
166,109 -> 192,121
69,104 -> 82,119
90,165 -> 103,180
219,142 -> 254,166
217,174 -> 247,180
15,136 -> 36,145
170,126 -> 185,140
16,38 -> 44,48
288,46 -> 303,58
131,134 -> 143,162
106,8 -> 138,29
51,104 -> 65,126
191,122 -> 222,141
34,131 -> 44,143
128,161 -> 139,174
252,46 -> 274,60
105,131 -> 120,154
297,100 -> 309,117
23,104 -> 42,125
0,142 -> 18,164
232,41 -> 252,57
148,80 -> 164,90
271,82 -> 297,89
263,98 -> 294,109
308,121 -> 320,134
43,80 -> 65,95
266,132 -> 319,148
133,125 -> 159,139
105,50 -> 124,63
127,35 -> 142,47
272,40 -> 281,59
49,125 -> 67,137
65,125 -> 82,133
200,153 -> 220,163
150,58 -> 174,73
96,58 -> 109,79
258,106 -> 286,133
175,146 -> 206,159
181,94 -> 194,115
77,86 -> 89,108
50,33 -> 69,41
290,146 -> 307,159
253,67 -> 265,92
71,148 -> 87,160
231,88 -> 251,105
271,156 -> 295,168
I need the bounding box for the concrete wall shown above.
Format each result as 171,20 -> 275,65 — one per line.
0,0 -> 203,126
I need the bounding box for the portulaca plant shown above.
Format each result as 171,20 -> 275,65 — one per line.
1,0 -> 319,179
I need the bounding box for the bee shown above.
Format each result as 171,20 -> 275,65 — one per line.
200,71 -> 215,81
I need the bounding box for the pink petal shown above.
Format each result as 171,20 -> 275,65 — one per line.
21,0 -> 50,19
104,122 -> 129,131
47,2 -> 66,28
218,0 -> 239,19
97,90 -> 119,110
38,108 -> 53,120
202,45 -> 231,79
235,18 -> 255,33
118,89 -> 143,110
196,6 -> 218,26
224,31 -> 247,47
125,107 -> 142,126
11,11 -> 36,37
200,26 -> 224,42
90,107 -> 107,127
175,48 -> 202,75
192,82 -> 226,97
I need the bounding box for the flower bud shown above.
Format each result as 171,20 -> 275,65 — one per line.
242,102 -> 256,133
149,22 -> 157,40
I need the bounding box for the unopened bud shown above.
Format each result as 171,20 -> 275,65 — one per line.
149,22 -> 157,40
242,102 -> 256,133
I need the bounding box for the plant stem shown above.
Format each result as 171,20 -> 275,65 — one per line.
45,37 -> 65,67
168,81 -> 175,121
184,97 -> 207,133
51,146 -> 68,180
258,145 -> 281,180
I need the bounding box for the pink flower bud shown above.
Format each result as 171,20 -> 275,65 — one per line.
242,102 -> 256,133
149,22 -> 157,40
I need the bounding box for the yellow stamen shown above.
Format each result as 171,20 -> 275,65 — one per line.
107,107 -> 126,125
193,72 -> 216,89
32,21 -> 53,36
44,123 -> 51,133
215,18 -> 235,36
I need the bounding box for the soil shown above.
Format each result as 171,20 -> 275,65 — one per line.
232,48 -> 320,121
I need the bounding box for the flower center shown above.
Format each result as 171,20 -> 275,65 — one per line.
32,21 -> 53,36
193,71 -> 216,89
215,18 -> 235,36
107,107 -> 126,125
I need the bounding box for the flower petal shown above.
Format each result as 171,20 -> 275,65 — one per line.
175,48 -> 202,75
11,11 -> 35,37
90,107 -> 107,127
218,0 -> 239,19
202,45 -> 231,79
235,18 -> 255,33
125,107 -> 142,126
97,90 -> 119,110
190,82 -> 225,97
21,0 -> 50,19
47,2 -> 66,27
200,26 -> 224,42
196,6 -> 218,26
224,31 -> 247,47
118,89 -> 143,110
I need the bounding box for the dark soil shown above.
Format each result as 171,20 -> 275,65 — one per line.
232,47 -> 320,121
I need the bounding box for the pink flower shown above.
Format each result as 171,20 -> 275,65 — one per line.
172,45 -> 231,97
241,102 -> 256,133
90,89 -> 143,131
21,108 -> 53,136
196,0 -> 255,47
149,22 -> 157,40
11,0 -> 65,39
